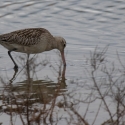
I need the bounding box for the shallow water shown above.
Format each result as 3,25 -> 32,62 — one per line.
0,0 -> 125,125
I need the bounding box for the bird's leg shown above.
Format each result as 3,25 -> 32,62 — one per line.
26,54 -> 30,65
8,48 -> 18,70
26,54 -> 30,72
26,54 -> 31,83
27,54 -> 30,59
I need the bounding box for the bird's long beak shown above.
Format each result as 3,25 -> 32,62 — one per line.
61,51 -> 66,66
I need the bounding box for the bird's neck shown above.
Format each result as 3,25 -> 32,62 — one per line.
53,37 -> 59,49
45,37 -> 58,51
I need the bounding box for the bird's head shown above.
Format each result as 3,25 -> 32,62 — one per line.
54,36 -> 66,66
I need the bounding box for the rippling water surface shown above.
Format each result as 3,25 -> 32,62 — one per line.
0,0 -> 125,125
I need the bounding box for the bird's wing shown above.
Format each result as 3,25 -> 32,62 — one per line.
0,28 -> 51,46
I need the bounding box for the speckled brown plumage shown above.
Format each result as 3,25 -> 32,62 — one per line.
0,28 -> 66,69
0,28 -> 51,46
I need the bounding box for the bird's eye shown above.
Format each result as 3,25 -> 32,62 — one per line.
62,39 -> 66,47
64,43 -> 66,47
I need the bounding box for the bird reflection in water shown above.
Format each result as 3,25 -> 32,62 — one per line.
0,58 -> 67,124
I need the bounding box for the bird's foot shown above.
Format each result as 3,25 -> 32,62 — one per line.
14,65 -> 18,72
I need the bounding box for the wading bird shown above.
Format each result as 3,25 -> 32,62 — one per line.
0,28 -> 66,69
